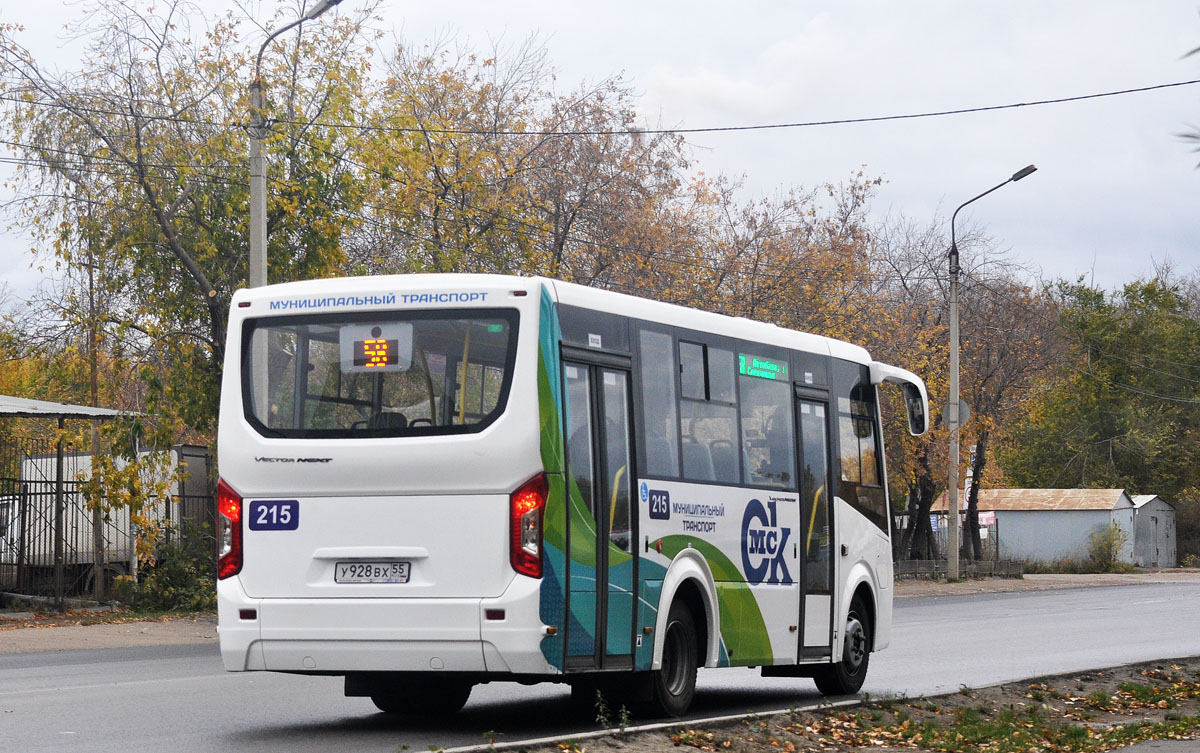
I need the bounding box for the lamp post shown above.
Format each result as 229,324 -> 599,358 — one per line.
946,164 -> 1037,580
248,0 -> 344,288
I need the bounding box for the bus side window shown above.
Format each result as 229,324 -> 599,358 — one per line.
836,383 -> 887,531
798,401 -> 831,595
638,330 -> 679,478
679,344 -> 738,484
565,364 -> 596,514
739,375 -> 794,489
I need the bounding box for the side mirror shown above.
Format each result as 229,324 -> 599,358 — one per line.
902,383 -> 927,436
868,361 -> 930,436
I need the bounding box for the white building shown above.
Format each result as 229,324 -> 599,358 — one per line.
937,489 -> 1142,565
1131,495 -> 1177,568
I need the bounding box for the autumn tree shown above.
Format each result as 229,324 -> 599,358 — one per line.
0,0 -> 378,430
957,277 -> 1061,559
528,83 -> 689,294
350,38 -> 699,295
861,213 -> 1058,561
867,215 -> 953,559
352,40 -> 557,276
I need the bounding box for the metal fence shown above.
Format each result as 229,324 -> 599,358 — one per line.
895,559 -> 1024,578
0,437 -> 213,600
894,510 -> 1003,562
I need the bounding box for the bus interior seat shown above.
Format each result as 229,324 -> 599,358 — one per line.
645,436 -> 675,475
681,440 -> 716,482
709,440 -> 738,483
369,412 -> 408,430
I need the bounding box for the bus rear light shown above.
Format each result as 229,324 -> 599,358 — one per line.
510,473 -> 547,578
217,478 -> 243,580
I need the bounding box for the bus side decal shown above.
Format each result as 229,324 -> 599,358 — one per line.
658,535 -> 771,667
537,284 -> 568,670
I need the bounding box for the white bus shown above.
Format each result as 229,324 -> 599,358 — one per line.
216,274 -> 927,717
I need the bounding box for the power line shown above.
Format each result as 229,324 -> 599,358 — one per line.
327,78 -> 1200,137
1079,368 -> 1200,405
3,78 -> 1198,138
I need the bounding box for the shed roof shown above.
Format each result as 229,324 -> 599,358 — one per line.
0,394 -> 129,419
934,488 -> 1129,512
1132,494 -> 1174,510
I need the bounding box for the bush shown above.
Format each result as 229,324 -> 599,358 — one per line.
1174,491 -> 1200,566
1020,525 -> 1136,574
1087,523 -> 1134,573
116,523 -> 216,612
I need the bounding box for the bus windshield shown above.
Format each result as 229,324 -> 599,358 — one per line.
242,309 -> 518,438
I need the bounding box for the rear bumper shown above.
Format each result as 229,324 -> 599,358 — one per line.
217,575 -> 555,676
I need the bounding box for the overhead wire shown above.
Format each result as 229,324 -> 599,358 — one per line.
1,78 -> 1197,138
9,72 -> 1200,407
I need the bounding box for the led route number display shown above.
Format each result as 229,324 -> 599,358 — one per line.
353,337 -> 398,369
339,322 -> 413,373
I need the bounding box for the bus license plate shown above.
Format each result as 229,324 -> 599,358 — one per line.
334,561 -> 410,584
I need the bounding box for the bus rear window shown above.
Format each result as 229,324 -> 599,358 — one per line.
242,309 -> 518,438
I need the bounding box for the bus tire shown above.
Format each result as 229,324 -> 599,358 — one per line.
370,677 -> 473,716
649,601 -> 698,716
813,595 -> 871,696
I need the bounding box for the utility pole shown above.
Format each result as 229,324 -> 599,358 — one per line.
947,164 -> 1037,580
248,0 -> 344,289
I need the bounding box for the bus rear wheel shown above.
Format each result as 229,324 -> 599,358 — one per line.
813,595 -> 871,696
370,677 -> 473,716
649,601 -> 698,716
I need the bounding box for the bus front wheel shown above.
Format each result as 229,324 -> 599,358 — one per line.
813,595 -> 871,696
649,601 -> 698,716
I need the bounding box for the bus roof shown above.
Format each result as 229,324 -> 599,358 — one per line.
231,273 -> 873,365
545,277 -> 871,366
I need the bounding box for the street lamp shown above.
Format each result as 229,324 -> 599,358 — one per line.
946,164 -> 1037,580
248,0 -> 345,288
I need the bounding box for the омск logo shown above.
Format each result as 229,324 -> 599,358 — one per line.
740,499 -> 792,584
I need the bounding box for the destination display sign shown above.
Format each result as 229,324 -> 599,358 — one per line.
738,353 -> 788,381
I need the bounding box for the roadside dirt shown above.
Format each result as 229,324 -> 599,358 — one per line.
548,657 -> 1200,753
891,570 -> 1200,599
0,613 -> 217,654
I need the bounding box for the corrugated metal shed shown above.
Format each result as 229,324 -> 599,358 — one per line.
932,488 -> 1137,564
1131,495 -> 1177,568
0,394 -> 129,419
934,488 -> 1129,511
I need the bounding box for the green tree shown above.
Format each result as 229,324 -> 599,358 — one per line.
1001,278 -> 1200,498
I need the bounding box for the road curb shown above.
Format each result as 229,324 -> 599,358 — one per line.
441,699 -> 862,753
0,591 -> 118,613
442,654 -> 1200,753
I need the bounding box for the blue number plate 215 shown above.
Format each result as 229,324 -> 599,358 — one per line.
248,500 -> 299,531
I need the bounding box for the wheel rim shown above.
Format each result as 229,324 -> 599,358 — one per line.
662,620 -> 688,696
843,614 -> 867,674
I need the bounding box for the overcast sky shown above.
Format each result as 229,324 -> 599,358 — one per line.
3,0 -> 1198,299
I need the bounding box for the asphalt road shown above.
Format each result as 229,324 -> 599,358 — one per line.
3,581 -> 1200,753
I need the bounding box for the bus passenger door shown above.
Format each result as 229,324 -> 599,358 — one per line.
562,359 -> 636,670
796,396 -> 834,657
